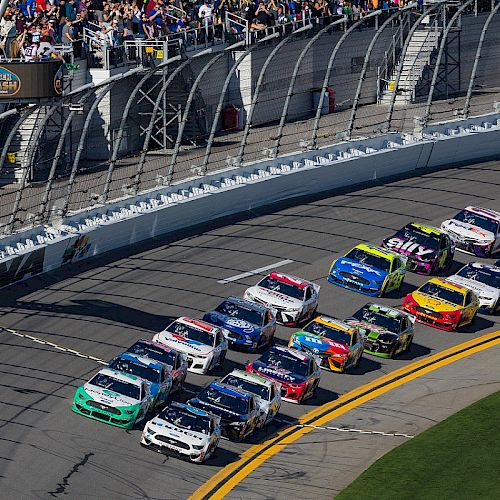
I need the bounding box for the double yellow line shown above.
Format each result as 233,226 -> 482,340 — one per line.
191,329 -> 500,500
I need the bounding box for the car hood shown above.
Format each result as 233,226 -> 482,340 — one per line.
441,219 -> 494,243
247,286 -> 303,309
189,399 -> 245,422
446,276 -> 499,300
251,361 -> 307,385
345,318 -> 393,336
154,332 -> 214,357
293,332 -> 350,355
203,312 -> 262,337
412,291 -> 463,312
334,258 -> 388,281
382,236 -> 436,261
147,417 -> 210,445
83,383 -> 140,406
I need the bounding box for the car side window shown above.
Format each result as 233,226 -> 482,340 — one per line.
392,259 -> 400,272
440,237 -> 447,250
305,287 -> 312,300
270,384 -> 276,400
140,384 -> 144,400
248,398 -> 255,412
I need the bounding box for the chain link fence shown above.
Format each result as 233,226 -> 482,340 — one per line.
1,1 -> 499,236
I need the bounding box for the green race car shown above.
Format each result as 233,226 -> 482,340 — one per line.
345,303 -> 415,358
72,368 -> 154,429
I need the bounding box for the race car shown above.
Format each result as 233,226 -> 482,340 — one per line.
220,369 -> 281,428
328,243 -> 407,297
288,316 -> 363,372
346,303 -> 415,358
441,206 -> 500,257
402,277 -> 480,331
381,223 -> 454,275
246,346 -> 321,404
203,296 -> 276,352
72,368 -> 154,429
109,353 -> 173,409
188,381 -> 259,442
141,402 -> 221,463
446,262 -> 500,314
126,339 -> 187,393
243,272 -> 320,326
152,317 -> 228,375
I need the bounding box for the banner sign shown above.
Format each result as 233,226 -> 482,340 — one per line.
0,61 -> 63,99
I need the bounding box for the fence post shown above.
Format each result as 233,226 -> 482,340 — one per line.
463,2 -> 500,118
236,25 -> 312,166
167,52 -> 225,184
273,18 -> 346,158
311,10 -> 380,148
423,0 -> 475,127
347,4 -> 417,140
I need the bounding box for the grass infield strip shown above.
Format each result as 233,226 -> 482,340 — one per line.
337,390 -> 500,500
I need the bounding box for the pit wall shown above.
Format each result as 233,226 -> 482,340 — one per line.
0,112 -> 499,288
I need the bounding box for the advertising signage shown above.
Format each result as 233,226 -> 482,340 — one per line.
0,61 -> 63,100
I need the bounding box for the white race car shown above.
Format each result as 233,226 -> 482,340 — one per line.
152,317 -> 228,375
141,402 -> 221,463
244,272 -> 320,326
447,262 -> 500,314
441,206 -> 500,257
220,369 -> 281,428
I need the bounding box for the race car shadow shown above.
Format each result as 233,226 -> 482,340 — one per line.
397,282 -> 418,298
397,342 -> 431,361
459,315 -> 496,334
349,356 -> 382,375
208,447 -> 242,467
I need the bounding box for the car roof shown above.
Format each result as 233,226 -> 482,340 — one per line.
96,367 -> 143,386
265,272 -> 310,289
224,296 -> 268,313
169,401 -> 213,419
269,345 -> 312,362
131,339 -> 178,354
463,206 -> 500,221
309,315 -> 357,334
407,222 -> 442,236
223,369 -> 275,388
362,302 -> 406,318
424,277 -> 469,295
207,381 -> 253,400
116,352 -> 166,371
174,316 -> 220,334
352,243 -> 399,260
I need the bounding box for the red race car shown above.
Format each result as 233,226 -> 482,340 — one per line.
246,346 -> 321,404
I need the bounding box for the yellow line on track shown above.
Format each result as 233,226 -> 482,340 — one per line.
191,329 -> 500,500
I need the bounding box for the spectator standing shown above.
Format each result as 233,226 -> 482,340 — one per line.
61,18 -> 75,45
66,0 -> 77,21
198,0 -> 212,26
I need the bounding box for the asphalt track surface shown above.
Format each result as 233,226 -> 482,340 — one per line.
0,159 -> 499,498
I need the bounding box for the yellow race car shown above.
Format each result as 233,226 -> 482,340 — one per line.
288,316 -> 363,372
402,277 -> 479,331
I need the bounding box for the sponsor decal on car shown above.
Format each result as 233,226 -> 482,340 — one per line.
384,237 -> 434,257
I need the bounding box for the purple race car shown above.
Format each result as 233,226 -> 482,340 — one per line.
381,223 -> 454,275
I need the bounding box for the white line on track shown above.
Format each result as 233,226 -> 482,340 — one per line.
300,423 -> 414,438
217,259 -> 294,284
1,327 -> 108,365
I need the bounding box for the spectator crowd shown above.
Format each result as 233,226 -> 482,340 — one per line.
0,0 -> 411,62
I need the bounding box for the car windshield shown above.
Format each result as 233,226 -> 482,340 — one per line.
127,342 -> 177,368
258,276 -> 304,300
215,301 -> 264,326
353,307 -> 401,333
456,266 -> 500,289
109,358 -> 161,384
419,282 -> 464,306
303,321 -> 351,345
166,321 -> 214,346
260,349 -> 308,376
89,373 -> 140,400
221,374 -> 270,400
198,386 -> 249,414
453,210 -> 498,234
394,226 -> 440,250
160,406 -> 211,435
344,248 -> 391,273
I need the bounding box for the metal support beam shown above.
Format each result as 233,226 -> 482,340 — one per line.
273,17 -> 346,158
167,52 -> 225,184
347,4 -> 417,140
423,0 -> 474,127
236,25 -> 312,166
311,10 -> 381,148
463,2 -> 500,117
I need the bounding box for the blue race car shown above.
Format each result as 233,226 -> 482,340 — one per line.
203,296 -> 276,352
328,243 -> 407,297
188,381 -> 260,441
109,352 -> 173,409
